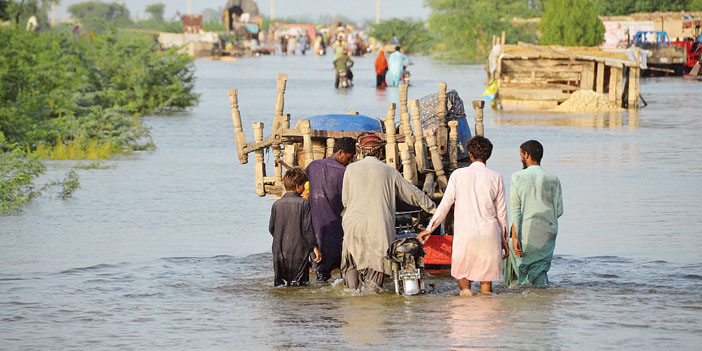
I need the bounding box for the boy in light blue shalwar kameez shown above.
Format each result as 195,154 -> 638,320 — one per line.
502,140 -> 563,288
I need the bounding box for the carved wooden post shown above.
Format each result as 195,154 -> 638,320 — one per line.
437,82 -> 448,156
326,138 -> 335,158
398,143 -> 417,185
300,120 -> 313,167
409,99 -> 426,171
501,31 -> 506,45
425,129 -> 447,190
398,83 -> 409,132
227,89 -> 249,164
274,73 -> 288,124
283,144 -> 297,168
383,103 -> 399,169
448,120 -> 459,171
253,122 -> 266,197
422,172 -> 435,197
472,100 -> 485,137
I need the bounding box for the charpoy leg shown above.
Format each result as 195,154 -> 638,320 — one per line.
480,282 -> 492,294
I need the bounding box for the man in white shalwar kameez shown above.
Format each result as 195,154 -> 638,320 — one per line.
419,136 -> 509,295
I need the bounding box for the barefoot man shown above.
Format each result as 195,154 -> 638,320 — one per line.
418,136 -> 509,295
502,140 -> 563,288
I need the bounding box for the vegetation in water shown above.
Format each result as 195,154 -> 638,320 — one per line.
57,169 -> 80,200
0,149 -> 45,215
541,0 -> 605,47
0,7 -> 198,213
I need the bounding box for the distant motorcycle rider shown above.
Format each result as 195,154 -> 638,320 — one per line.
334,49 -> 354,88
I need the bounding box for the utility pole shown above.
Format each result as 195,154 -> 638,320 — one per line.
187,0 -> 192,15
376,0 -> 380,24
270,0 -> 275,20
50,3 -> 56,26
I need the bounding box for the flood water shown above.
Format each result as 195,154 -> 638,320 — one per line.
1,55 -> 701,350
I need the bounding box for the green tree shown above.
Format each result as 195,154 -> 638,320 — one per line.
369,18 -> 431,54
68,1 -> 130,22
5,0 -> 58,28
541,0 -> 604,46
427,0 -> 542,60
0,0 -> 10,21
145,3 -> 165,21
691,0 -> 702,10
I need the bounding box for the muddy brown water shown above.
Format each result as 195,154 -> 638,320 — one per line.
1,55 -> 701,349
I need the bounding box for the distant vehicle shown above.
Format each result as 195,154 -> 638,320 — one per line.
672,16 -> 702,75
629,31 -> 686,76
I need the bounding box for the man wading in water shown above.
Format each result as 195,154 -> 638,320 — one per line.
340,134 -> 436,292
502,140 -> 563,287
305,137 -> 356,281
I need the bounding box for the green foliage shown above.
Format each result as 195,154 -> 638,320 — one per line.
369,18 -> 431,54
541,0 -> 604,46
0,149 -> 45,215
145,3 -> 165,21
591,0 -> 702,15
0,0 -> 9,20
58,169 -> 80,199
0,26 -> 198,154
427,0 -> 543,60
5,0 -> 57,29
68,1 -> 130,22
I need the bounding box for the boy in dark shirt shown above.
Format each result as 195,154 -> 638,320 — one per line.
268,168 -> 322,286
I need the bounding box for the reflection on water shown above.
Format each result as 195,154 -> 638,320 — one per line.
1,56 -> 701,349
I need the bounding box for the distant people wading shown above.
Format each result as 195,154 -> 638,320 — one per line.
418,136 -> 509,295
305,138 -> 356,281
502,140 -> 563,288
375,50 -> 388,88
340,134 -> 436,292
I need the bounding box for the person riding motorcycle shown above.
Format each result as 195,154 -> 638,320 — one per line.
334,50 -> 354,88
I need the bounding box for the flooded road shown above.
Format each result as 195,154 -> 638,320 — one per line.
1,55 -> 701,349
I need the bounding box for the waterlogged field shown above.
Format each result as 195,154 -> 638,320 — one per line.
1,56 -> 701,349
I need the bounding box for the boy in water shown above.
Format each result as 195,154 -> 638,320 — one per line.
269,168 -> 322,286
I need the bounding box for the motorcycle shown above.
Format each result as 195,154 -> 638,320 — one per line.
401,68 -> 411,86
387,211 -> 427,295
338,69 -> 350,88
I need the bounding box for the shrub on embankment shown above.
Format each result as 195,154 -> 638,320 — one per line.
0,25 -> 199,214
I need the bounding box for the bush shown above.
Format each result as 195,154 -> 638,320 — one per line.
0,26 -> 198,154
369,18 -> 431,54
541,0 -> 604,46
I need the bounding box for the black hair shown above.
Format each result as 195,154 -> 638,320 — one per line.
520,140 -> 543,163
333,137 -> 356,154
283,167 -> 307,191
395,45 -> 401,52
466,136 -> 493,161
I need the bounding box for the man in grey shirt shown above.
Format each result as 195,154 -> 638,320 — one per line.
340,134 -> 436,292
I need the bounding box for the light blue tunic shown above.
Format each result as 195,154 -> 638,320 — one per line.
385,51 -> 409,87
502,165 -> 563,287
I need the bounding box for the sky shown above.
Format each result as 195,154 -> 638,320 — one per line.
54,0 -> 431,23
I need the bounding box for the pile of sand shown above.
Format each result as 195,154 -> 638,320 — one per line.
551,90 -> 622,113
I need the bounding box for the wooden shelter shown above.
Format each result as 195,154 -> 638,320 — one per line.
227,74 -> 486,199
487,43 -> 644,109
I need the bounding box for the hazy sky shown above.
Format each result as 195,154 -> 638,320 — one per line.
54,0 -> 431,22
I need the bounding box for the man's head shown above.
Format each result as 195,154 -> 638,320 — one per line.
283,167 -> 308,194
333,137 -> 356,166
466,136 -> 493,163
395,45 -> 401,52
356,133 -> 385,160
342,49 -> 348,55
519,140 -> 543,169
